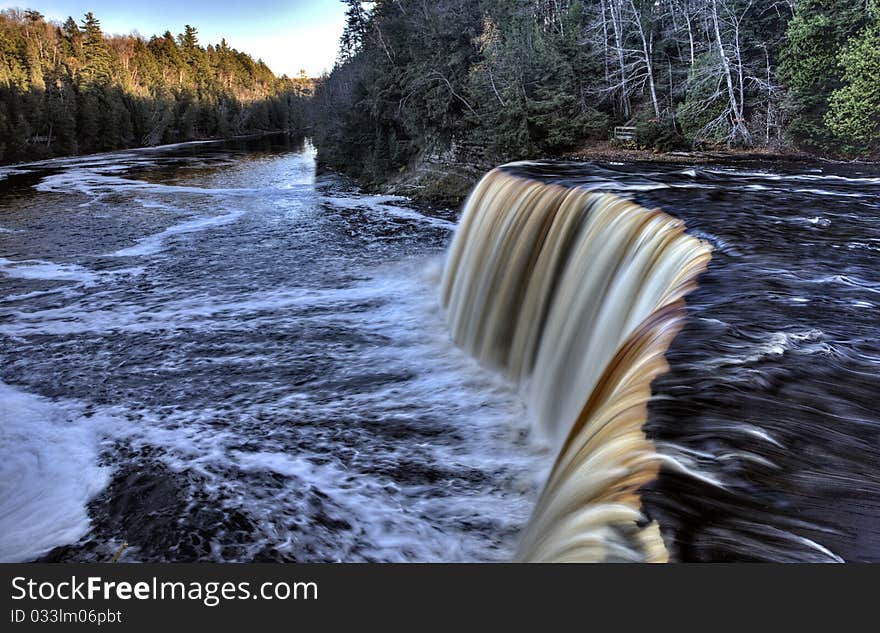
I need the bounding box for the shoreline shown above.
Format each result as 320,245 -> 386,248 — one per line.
0,130 -> 297,170
373,141 -> 880,208
563,141 -> 880,165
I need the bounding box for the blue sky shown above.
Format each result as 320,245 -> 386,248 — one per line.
0,1 -> 348,76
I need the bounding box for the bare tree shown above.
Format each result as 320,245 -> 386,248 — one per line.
627,0 -> 662,117
584,0 -> 666,120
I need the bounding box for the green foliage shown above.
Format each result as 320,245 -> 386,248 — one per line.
826,19 -> 880,154
313,0 -> 609,182
778,0 -> 871,152
675,53 -> 729,145
312,0 -> 482,184
317,0 -> 880,180
505,7 -> 608,154
0,9 -> 312,164
635,116 -> 684,152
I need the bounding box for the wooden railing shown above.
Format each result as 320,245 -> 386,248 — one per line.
613,126 -> 637,141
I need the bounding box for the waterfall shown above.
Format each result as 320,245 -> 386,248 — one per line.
441,167 -> 712,562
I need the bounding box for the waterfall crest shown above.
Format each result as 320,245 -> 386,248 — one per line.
441,167 -> 712,562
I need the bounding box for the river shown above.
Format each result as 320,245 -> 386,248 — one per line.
1,135 -> 878,562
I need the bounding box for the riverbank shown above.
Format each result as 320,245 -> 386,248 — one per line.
369,141 -> 878,209
564,142 -> 816,164
0,130 -> 298,169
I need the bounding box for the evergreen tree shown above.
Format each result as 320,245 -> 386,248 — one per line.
778,0 -> 870,152
826,5 -> 880,153
0,9 -> 311,164
80,11 -> 113,85
180,25 -> 198,51
338,0 -> 369,62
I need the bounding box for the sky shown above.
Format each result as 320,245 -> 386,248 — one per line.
0,0 -> 349,77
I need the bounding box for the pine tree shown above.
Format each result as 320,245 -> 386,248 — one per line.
826,4 -> 880,154
61,16 -> 82,60
338,0 -> 369,62
0,9 -> 308,164
80,12 -> 113,85
778,0 -> 870,151
179,25 -> 198,51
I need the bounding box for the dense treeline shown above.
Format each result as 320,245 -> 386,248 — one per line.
0,9 -> 312,163
313,0 -> 880,186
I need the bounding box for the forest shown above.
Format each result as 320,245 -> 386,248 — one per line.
312,0 -> 880,187
0,9 -> 311,163
2,2 -> 879,176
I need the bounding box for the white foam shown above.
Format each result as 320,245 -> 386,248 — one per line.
809,274 -> 880,294
701,329 -> 831,369
5,139 -> 222,174
111,209 -> 247,257
0,257 -> 100,285
323,194 -> 455,229
9,260 -> 543,562
230,451 -> 469,561
791,173 -> 880,185
794,188 -> 866,199
35,169 -> 302,199
654,444 -> 728,489
0,167 -> 28,180
228,443 -> 538,562
0,287 -> 69,304
689,229 -> 741,256
571,181 -> 672,193
704,168 -> 781,180
133,198 -> 178,211
1,146 -> 548,562
704,168 -> 880,186
0,382 -> 112,562
0,281 -> 409,336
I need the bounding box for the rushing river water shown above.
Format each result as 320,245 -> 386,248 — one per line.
1,136 -> 878,562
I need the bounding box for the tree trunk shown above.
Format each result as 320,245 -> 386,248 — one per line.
609,0 -> 630,118
684,3 -> 695,65
710,0 -> 749,143
629,0 -> 660,118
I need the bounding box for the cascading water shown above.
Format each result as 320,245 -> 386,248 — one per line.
6,140 -> 875,563
441,167 -> 712,562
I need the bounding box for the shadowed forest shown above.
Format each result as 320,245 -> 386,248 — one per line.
2,1 -> 879,175
312,0 -> 880,186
